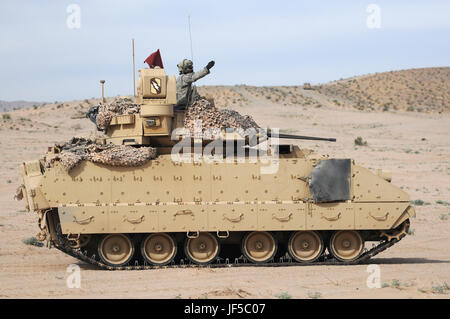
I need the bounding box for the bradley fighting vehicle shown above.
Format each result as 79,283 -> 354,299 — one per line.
18,67 -> 415,269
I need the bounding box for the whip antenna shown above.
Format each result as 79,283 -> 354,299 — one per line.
187,14 -> 194,63
132,38 -> 136,97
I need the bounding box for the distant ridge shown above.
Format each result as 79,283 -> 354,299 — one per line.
0,100 -> 47,112
2,67 -> 448,114
315,67 -> 449,112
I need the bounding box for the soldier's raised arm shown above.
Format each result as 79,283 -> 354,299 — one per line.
176,59 -> 215,107
184,60 -> 215,83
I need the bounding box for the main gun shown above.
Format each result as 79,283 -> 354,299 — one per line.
265,129 -> 336,142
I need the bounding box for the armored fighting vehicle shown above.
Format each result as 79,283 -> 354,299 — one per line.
18,67 -> 415,269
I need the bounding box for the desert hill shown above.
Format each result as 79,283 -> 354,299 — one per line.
200,67 -> 450,113
197,67 -> 449,113
1,67 -> 448,116
314,67 -> 449,113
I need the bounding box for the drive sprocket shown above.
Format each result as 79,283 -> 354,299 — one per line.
380,220 -> 410,241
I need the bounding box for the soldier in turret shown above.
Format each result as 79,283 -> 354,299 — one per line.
175,59 -> 215,110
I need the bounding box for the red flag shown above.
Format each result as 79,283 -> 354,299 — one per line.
144,49 -> 164,68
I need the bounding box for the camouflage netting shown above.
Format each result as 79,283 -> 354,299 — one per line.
184,98 -> 259,135
93,97 -> 259,134
45,137 -> 157,172
95,97 -> 140,130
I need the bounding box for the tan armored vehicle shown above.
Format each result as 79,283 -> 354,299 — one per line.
303,82 -> 312,90
18,67 -> 415,269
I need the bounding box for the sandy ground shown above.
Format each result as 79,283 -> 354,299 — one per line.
0,87 -> 449,299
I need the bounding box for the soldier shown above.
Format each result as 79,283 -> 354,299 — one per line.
175,59 -> 215,110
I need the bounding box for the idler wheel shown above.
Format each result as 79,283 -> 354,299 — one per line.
98,234 -> 134,267
329,230 -> 364,262
288,231 -> 324,263
184,232 -> 219,265
242,231 -> 277,264
141,233 -> 177,266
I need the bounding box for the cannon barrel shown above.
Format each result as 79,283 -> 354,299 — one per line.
267,131 -> 336,142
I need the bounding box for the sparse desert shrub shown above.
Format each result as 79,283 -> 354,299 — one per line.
436,200 -> 450,206
354,136 -> 368,146
417,287 -> 427,293
431,282 -> 449,294
2,113 -> 11,120
391,279 -> 401,288
307,291 -> 322,299
275,292 -> 292,299
22,237 -> 44,247
410,199 -> 430,206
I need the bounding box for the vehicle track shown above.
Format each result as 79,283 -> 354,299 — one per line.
53,226 -> 407,271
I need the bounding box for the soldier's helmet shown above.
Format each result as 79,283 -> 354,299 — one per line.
177,59 -> 193,74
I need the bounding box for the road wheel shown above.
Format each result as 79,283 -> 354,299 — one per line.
329,230 -> 364,262
288,231 -> 324,263
242,231 -> 277,264
98,234 -> 134,267
141,233 -> 177,266
184,232 -> 219,265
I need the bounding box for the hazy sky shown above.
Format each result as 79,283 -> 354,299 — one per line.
0,0 -> 449,102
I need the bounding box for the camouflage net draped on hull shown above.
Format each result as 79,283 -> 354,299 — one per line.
184,98 -> 259,134
95,98 -> 140,130
66,97 -> 258,171
93,97 -> 259,133
45,137 -> 157,172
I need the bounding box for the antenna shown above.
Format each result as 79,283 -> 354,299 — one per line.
187,14 -> 194,63
132,38 -> 136,97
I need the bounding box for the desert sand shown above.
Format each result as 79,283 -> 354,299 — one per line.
0,70 -> 449,299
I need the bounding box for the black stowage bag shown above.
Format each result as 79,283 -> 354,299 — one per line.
86,106 -> 99,124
